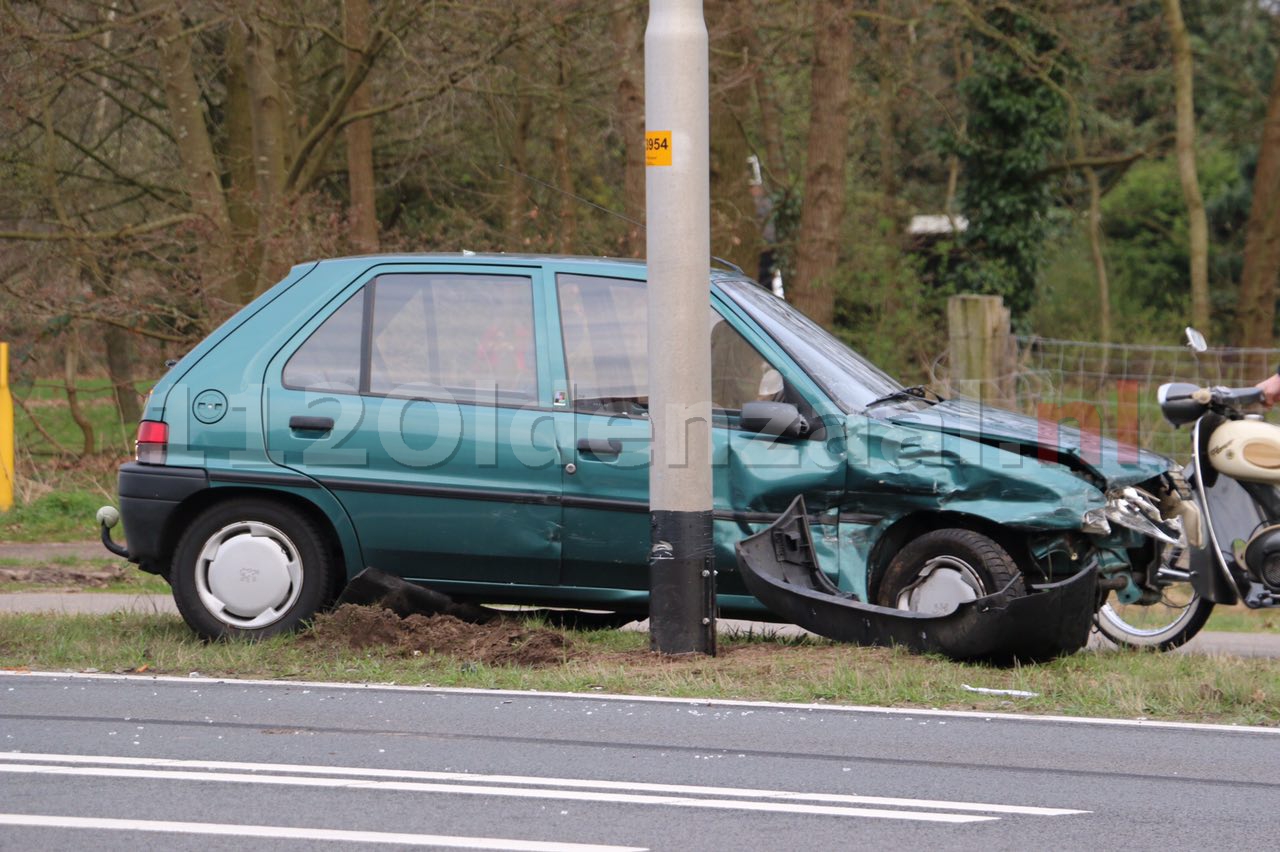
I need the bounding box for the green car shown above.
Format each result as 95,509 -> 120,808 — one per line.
100,254 -> 1186,658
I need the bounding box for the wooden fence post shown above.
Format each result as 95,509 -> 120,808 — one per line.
947,294 -> 1015,408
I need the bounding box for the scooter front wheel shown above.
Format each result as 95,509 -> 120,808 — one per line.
1094,581 -> 1214,651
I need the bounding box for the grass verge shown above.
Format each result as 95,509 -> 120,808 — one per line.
0,489 -> 118,542
2,610 -> 1279,726
1207,606 -> 1280,633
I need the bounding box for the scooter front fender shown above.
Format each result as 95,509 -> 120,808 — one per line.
1188,420 -> 1254,604
735,496 -> 1097,663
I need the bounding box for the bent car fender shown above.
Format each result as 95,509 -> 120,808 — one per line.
844,415 -> 1105,530
735,495 -> 1098,663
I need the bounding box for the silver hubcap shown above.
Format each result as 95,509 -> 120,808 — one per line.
194,521 -> 303,629
895,556 -> 985,616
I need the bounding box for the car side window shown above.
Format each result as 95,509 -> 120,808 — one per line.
282,288 -> 364,392
557,273 -> 784,415
369,274 -> 536,402
283,273 -> 538,404
558,274 -> 648,412
710,311 -> 785,411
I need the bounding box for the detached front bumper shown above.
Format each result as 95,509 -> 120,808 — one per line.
735,496 -> 1098,663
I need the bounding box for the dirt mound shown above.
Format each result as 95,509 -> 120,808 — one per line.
307,605 -> 573,668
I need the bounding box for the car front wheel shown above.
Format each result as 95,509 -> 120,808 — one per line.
875,528 -> 1025,615
171,499 -> 335,640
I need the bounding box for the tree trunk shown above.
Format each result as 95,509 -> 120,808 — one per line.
224,20 -> 260,304
501,48 -> 532,245
744,0 -> 786,185
791,2 -> 854,329
64,330 -> 94,457
553,25 -> 577,253
344,0 -> 379,253
1084,166 -> 1112,346
944,42 -> 971,218
876,0 -> 900,236
91,8 -> 141,431
104,325 -> 140,432
611,0 -> 645,255
1163,0 -> 1210,329
1239,57 -> 1280,363
157,6 -> 235,305
242,0 -> 289,293
707,0 -> 758,277
503,81 -> 534,247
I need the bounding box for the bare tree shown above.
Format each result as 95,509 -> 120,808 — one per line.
611,0 -> 645,255
1238,55 -> 1280,364
1163,0 -> 1210,329
159,6 -> 236,306
705,1 -> 760,277
791,2 -> 854,329
344,0 -> 378,253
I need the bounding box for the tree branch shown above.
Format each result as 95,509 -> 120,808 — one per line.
1037,134 -> 1175,178
0,213 -> 198,242
284,20 -> 395,191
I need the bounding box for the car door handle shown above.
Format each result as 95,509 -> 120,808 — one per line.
576,437 -> 622,458
289,415 -> 334,433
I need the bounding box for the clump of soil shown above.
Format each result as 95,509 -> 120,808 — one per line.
306,604 -> 573,668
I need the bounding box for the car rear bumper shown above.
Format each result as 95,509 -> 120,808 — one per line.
115,462 -> 208,573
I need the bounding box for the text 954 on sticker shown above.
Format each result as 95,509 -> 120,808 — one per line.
645,131 -> 672,166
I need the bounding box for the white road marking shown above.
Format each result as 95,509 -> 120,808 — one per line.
0,752 -> 1086,817
5,668 -> 1277,735
0,813 -> 644,850
0,763 -> 995,824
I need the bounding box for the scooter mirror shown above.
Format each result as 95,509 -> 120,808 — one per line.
1185,327 -> 1208,352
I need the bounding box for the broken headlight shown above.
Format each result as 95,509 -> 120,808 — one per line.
1097,486 -> 1183,546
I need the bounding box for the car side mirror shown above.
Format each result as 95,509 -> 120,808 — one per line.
740,401 -> 809,439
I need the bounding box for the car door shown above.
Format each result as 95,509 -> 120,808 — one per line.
552,272 -> 652,590
550,270 -> 847,594
262,262 -> 562,587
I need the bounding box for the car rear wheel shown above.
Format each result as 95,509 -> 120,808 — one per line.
876,528 -> 1025,615
171,499 -> 335,640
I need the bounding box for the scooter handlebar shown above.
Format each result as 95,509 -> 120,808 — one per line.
1211,386 -> 1266,407
1158,383 -> 1264,426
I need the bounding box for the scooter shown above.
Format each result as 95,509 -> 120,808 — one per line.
1096,328 -> 1280,650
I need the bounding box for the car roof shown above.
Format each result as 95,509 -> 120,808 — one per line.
296,253 -> 748,283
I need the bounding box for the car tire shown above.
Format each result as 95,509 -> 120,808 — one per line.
171,499 -> 335,640
875,528 -> 1025,615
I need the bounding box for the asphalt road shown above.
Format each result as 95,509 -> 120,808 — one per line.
1,672 -> 1278,850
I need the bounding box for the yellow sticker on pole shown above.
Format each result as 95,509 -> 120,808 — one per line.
645,131 -> 673,166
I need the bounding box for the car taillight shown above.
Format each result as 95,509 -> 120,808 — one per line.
135,420 -> 168,465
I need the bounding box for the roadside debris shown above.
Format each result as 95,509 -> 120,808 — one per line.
334,568 -> 641,630
961,684 -> 1040,698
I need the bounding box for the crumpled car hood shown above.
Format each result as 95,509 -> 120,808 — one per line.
881,397 -> 1172,488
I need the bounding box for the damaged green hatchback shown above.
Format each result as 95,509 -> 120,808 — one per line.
99,254 -> 1187,659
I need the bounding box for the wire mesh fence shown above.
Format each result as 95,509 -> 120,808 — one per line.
1003,337 -> 1280,463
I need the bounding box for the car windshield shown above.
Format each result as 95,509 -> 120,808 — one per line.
718,278 -> 903,413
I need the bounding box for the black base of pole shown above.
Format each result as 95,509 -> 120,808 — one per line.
649,509 -> 716,655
